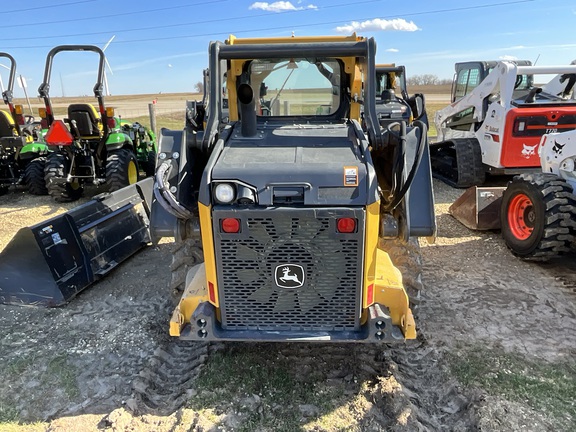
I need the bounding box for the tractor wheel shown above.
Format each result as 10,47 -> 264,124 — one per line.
106,149 -> 139,192
44,153 -> 84,202
500,173 -> 576,260
24,157 -> 48,195
453,138 -> 485,187
379,236 -> 424,308
142,151 -> 157,177
170,236 -> 204,293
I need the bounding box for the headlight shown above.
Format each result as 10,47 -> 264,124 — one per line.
214,183 -> 235,203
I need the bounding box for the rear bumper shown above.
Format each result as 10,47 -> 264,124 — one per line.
178,301 -> 407,343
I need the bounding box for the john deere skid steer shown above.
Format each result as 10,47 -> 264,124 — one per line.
39,45 -> 157,202
151,34 -> 435,342
0,52 -> 49,195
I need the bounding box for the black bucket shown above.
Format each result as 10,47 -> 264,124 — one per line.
0,178 -> 153,306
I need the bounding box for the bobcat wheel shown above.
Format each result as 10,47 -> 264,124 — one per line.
106,149 -> 139,192
24,157 -> 48,195
44,153 -> 84,202
500,173 -> 576,260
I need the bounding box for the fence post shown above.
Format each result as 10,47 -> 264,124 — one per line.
148,102 -> 157,137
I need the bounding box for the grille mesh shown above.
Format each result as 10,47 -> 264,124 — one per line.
214,209 -> 363,331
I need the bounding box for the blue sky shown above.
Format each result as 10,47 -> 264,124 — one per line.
0,0 -> 574,97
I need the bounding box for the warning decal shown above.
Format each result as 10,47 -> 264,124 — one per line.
343,166 -> 358,187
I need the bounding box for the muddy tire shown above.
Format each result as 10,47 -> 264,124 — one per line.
500,173 -> 576,260
24,157 -> 48,195
44,153 -> 84,202
170,236 -> 204,293
379,236 -> 424,307
106,149 -> 139,192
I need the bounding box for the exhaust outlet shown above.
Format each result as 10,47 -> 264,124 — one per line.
238,83 -> 257,137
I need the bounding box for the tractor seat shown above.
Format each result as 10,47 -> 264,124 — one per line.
0,110 -> 16,138
381,89 -> 396,103
68,103 -> 102,138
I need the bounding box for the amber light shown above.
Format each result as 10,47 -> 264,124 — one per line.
221,218 -> 240,233
337,217 -> 356,233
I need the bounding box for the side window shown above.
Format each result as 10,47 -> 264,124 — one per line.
454,69 -> 470,99
454,66 -> 482,100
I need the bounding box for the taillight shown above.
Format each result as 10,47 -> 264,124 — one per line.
44,120 -> 74,146
221,218 -> 240,233
107,117 -> 117,129
337,217 -> 356,233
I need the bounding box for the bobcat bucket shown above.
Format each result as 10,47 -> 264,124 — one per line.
0,178 -> 153,307
448,186 -> 506,230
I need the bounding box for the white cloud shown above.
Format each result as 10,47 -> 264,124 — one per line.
249,1 -> 317,13
336,18 -> 419,33
386,48 -> 399,53
499,55 -> 518,61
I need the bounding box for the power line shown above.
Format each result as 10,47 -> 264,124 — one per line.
0,0 -> 96,15
0,0 -> 231,28
1,0 -> 536,48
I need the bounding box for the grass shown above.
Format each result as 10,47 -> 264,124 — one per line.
46,355 -> 80,400
448,347 -> 576,429
189,347 -> 350,431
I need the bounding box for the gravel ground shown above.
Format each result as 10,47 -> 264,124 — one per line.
0,176 -> 575,431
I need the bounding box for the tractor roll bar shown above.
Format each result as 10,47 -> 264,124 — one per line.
38,45 -> 106,99
0,52 -> 17,104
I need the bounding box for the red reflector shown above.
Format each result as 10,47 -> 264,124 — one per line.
45,120 -> 74,146
208,281 -> 216,303
337,217 -> 356,233
107,117 -> 116,129
366,283 -> 374,306
221,218 -> 240,233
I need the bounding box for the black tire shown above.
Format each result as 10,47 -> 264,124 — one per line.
379,236 -> 424,308
106,149 -> 139,192
141,151 -> 156,177
500,173 -> 576,260
0,186 -> 8,196
24,157 -> 48,195
44,153 -> 84,202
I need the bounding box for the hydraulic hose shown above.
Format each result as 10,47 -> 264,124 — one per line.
153,160 -> 193,219
384,119 -> 428,211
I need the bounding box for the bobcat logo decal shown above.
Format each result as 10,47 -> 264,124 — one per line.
521,143 -> 538,159
552,140 -> 566,155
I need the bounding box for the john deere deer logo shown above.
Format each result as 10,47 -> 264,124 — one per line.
275,264 -> 305,288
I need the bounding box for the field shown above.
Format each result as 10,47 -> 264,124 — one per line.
1,89 -> 575,431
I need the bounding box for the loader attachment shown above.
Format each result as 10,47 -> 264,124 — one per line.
448,186 -> 506,230
0,178 -> 153,306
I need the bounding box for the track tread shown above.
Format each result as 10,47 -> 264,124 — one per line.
431,138 -> 485,188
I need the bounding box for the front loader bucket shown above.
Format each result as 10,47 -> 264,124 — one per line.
448,186 -> 506,230
0,178 -> 153,306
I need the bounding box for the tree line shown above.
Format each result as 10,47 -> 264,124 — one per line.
406,74 -> 452,86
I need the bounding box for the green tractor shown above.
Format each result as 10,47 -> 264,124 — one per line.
39,45 -> 157,202
0,52 -> 49,195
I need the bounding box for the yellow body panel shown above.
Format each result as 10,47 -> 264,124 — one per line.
362,201 -> 380,308
372,249 -> 416,339
170,264 -> 209,337
198,202 -> 220,306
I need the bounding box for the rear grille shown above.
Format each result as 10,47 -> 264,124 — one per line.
213,208 -> 364,332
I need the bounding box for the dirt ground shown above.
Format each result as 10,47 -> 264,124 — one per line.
0,175 -> 575,431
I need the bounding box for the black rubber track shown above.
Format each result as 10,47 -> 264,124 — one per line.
24,157 -> 48,195
501,173 -> 576,260
44,153 -> 84,202
430,138 -> 485,188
